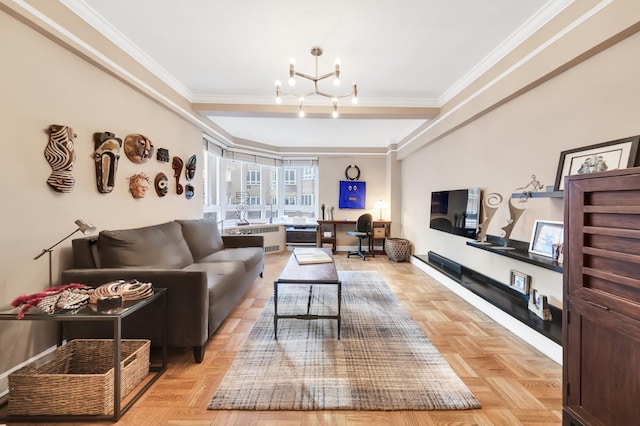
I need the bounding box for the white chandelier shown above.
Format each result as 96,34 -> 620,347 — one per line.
275,46 -> 358,118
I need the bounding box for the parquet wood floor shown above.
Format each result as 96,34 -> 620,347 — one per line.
9,252 -> 562,425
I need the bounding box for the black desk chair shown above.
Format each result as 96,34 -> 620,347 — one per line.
346,213 -> 373,260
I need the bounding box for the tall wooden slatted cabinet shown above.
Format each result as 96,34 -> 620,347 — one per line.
563,167 -> 640,425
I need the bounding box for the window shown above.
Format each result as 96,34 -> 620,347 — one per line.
284,169 -> 296,185
247,169 -> 261,185
203,143 -> 318,224
302,167 -> 315,180
301,194 -> 314,205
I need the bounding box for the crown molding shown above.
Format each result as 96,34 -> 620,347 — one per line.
399,0 -> 614,157
439,0 -> 574,106
60,0 -> 193,101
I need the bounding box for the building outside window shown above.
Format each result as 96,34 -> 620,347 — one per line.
301,194 -> 314,206
302,166 -> 315,180
284,169 -> 296,185
247,169 -> 261,185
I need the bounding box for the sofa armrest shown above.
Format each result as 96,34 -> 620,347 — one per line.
61,268 -> 209,348
222,235 -> 264,249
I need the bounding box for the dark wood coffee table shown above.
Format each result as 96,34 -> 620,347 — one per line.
273,248 -> 341,339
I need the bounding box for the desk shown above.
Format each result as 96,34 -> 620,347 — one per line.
0,288 -> 167,422
317,220 -> 391,253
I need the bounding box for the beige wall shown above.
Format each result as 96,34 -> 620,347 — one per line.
400,29 -> 640,309
0,10 -> 203,375
318,155 -> 389,247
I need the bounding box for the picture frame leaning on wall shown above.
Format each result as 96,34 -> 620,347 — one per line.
529,220 -> 564,258
554,135 -> 640,191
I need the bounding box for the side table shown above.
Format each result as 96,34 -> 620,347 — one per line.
0,288 -> 167,422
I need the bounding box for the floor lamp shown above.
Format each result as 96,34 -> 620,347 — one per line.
34,219 -> 96,286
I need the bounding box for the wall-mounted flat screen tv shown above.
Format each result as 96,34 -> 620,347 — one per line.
430,188 -> 481,239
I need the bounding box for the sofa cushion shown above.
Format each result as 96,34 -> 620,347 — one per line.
183,262 -> 246,303
99,221 -> 194,268
176,217 -> 224,261
198,247 -> 263,272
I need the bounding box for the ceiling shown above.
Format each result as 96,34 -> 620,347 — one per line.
65,0 -> 558,149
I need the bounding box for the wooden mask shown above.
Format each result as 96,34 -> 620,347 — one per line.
45,124 -> 76,193
93,131 -> 122,193
124,133 -> 154,164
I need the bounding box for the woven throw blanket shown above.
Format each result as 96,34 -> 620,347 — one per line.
208,270 -> 480,411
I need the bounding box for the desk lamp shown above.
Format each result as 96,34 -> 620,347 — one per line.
34,219 -> 96,286
374,200 -> 387,221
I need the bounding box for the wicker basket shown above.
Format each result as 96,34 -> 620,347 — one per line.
8,339 -> 150,416
385,238 -> 411,262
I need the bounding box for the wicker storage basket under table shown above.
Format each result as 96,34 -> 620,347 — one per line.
385,238 -> 411,262
8,339 -> 150,416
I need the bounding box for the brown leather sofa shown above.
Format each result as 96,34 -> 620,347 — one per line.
61,218 -> 264,363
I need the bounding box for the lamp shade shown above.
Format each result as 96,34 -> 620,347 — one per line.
34,218 -> 96,286
374,200 -> 387,209
75,219 -> 96,235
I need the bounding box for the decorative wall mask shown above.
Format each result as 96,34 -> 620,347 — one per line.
185,155 -> 196,181
92,131 -> 122,193
184,155 -> 196,199
45,124 -> 76,193
124,133 -> 154,164
344,164 -> 361,181
156,148 -> 169,162
128,172 -> 151,198
171,156 -> 184,195
154,172 -> 169,197
185,184 -> 194,199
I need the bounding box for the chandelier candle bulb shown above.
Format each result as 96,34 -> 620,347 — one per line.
275,46 -> 358,117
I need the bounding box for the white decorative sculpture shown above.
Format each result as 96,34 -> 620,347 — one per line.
497,197 -> 527,250
476,193 -> 503,244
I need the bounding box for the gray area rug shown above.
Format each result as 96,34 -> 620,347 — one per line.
208,270 -> 480,410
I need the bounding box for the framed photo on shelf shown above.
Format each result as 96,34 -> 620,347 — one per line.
554,135 -> 640,190
529,220 -> 564,258
509,270 -> 531,295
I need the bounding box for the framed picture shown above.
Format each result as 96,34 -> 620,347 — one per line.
509,270 -> 531,295
529,220 -> 564,257
339,180 -> 366,209
554,135 -> 640,190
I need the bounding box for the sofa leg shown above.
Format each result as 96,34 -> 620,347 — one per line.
193,345 -> 204,363
260,271 -> 263,278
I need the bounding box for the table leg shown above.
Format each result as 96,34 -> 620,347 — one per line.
161,290 -> 167,369
113,317 -> 122,421
273,281 -> 278,340
337,281 -> 342,340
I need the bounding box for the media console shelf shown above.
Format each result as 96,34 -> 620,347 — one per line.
416,252 -> 562,345
467,235 -> 563,273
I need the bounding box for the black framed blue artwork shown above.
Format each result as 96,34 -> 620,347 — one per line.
339,180 -> 366,209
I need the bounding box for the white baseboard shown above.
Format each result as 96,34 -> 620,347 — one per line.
411,257 -> 562,365
0,344 -> 58,398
